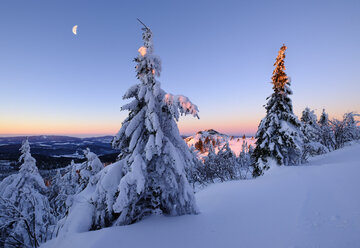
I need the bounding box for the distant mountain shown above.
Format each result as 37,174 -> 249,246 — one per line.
0,135 -> 117,174
0,136 -> 114,158
0,135 -> 82,144
184,129 -> 256,156
0,135 -> 113,144
0,133 -> 256,177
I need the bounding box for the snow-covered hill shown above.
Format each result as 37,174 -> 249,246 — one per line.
43,142 -> 360,248
184,129 -> 256,156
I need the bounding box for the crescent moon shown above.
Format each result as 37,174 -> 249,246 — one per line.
72,25 -> 78,35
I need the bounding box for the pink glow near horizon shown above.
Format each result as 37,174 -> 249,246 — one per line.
1,109 -> 356,138
0,122 -> 258,138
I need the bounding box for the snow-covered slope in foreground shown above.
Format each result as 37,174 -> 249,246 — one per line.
43,143 -> 360,248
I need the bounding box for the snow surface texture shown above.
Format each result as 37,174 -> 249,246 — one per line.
43,142 -> 360,248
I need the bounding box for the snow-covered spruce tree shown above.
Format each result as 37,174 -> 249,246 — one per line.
200,143 -> 239,183
77,148 -> 103,193
342,112 -> 360,142
238,140 -> 253,179
53,149 -> 105,236
331,112 -> 360,149
300,107 -> 328,158
0,139 -> 54,247
252,45 -> 304,177
318,109 -> 335,151
201,144 -> 218,184
185,145 -> 205,189
238,139 -> 250,167
94,22 -> 199,226
215,143 -> 238,181
49,149 -> 102,227
49,160 -> 80,220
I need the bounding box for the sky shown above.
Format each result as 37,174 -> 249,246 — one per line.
0,0 -> 359,137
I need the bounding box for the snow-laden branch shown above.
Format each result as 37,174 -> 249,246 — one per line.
163,93 -> 199,121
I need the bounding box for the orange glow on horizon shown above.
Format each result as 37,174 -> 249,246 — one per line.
1,119 -> 258,137
8,109 -> 350,137
0,118 -> 122,137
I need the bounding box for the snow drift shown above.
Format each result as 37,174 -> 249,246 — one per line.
43,142 -> 360,248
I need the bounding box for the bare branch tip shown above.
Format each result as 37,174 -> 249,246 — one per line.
137,18 -> 149,30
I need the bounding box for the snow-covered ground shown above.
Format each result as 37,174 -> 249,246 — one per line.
43,142 -> 360,248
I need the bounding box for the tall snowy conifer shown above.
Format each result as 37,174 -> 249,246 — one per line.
252,45 -> 304,177
0,139 -> 54,247
109,21 -> 199,225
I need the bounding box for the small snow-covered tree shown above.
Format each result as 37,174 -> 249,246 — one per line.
252,45 -> 304,177
318,109 -> 335,151
331,112 -> 360,149
77,148 -> 103,192
89,159 -> 126,230
0,139 -> 54,248
343,112 -> 360,141
87,21 -> 199,227
201,144 -> 218,184
49,149 -> 102,226
300,107 -> 328,158
301,107 -> 319,134
239,139 -> 249,164
185,146 -> 204,189
238,140 -> 253,179
215,143 -> 238,181
199,143 -> 240,184
49,160 -> 80,220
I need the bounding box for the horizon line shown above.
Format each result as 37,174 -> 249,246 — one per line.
0,131 -> 257,139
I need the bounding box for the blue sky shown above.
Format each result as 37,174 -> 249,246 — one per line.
0,0 -> 359,137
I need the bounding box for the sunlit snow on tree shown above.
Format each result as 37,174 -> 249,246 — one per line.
252,45 -> 304,177
109,21 -> 199,225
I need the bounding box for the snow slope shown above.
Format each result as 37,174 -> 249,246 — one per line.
43,142 -> 360,248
